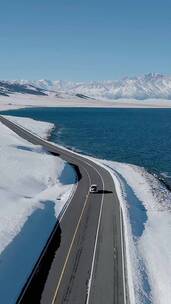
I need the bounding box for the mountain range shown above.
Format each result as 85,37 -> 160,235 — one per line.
1,73 -> 171,100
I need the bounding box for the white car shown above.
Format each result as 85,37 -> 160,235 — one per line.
89,184 -> 97,193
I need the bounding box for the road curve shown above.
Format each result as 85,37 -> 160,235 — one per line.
0,115 -> 129,304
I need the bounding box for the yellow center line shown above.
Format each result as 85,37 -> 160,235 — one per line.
51,192 -> 90,304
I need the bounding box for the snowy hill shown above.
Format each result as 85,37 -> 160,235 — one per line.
1,73 -> 171,100
0,80 -> 91,100
0,81 -> 47,97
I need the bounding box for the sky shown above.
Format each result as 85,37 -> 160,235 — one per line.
0,0 -> 171,80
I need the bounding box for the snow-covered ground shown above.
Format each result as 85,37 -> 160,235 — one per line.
95,160 -> 171,304
0,116 -> 76,303
3,114 -> 54,139
1,93 -> 171,112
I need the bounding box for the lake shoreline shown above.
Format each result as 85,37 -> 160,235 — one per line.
1,94 -> 171,111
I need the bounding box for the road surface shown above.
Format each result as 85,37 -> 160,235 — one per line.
0,115 -> 129,304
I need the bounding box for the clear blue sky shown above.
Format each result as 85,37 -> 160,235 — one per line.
0,0 -> 171,80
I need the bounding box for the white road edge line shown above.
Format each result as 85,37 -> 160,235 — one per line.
91,161 -> 128,304
119,205 -> 127,304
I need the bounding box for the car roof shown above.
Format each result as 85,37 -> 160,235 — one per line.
91,184 -> 97,187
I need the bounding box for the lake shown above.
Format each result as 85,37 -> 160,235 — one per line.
1,107 -> 171,182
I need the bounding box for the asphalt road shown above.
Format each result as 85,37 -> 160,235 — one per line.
0,115 -> 128,304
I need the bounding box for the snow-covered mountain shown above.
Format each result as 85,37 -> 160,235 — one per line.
0,81 -> 47,97
1,73 -> 171,100
0,80 -> 91,100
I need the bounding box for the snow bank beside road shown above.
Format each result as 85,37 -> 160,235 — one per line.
3,114 -> 54,139
0,117 -> 76,303
97,160 -> 171,304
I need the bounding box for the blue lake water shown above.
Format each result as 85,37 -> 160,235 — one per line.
1,107 -> 171,179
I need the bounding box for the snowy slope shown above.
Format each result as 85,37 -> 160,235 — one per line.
0,117 -> 76,303
0,80 -> 91,100
0,80 -> 47,97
